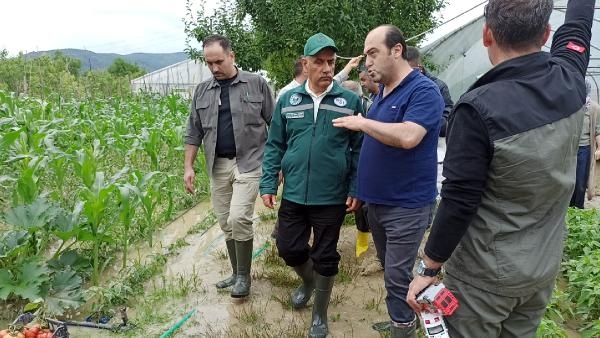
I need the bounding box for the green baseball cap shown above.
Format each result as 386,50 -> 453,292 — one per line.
304,33 -> 338,56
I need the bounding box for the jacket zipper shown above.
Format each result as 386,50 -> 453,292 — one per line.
305,114 -> 316,204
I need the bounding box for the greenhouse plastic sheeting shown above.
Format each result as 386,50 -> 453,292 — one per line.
130,59 -> 213,98
422,0 -> 600,103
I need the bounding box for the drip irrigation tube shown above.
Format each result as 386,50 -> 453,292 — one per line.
159,309 -> 197,338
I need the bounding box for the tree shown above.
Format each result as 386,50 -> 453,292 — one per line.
107,58 -> 146,79
0,53 -> 27,93
0,52 -> 82,98
184,0 -> 445,87
184,0 -> 262,72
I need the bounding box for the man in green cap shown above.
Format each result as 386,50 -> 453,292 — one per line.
260,32 -> 363,338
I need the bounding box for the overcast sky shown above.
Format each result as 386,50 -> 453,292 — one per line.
1,0 -> 485,56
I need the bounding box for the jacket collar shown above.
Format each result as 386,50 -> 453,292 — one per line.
469,52 -> 550,91
208,67 -> 249,88
290,80 -> 345,97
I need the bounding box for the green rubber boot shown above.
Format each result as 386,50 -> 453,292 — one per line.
231,239 -> 253,298
215,239 -> 237,289
390,319 -> 417,338
308,273 -> 335,338
291,259 -> 315,309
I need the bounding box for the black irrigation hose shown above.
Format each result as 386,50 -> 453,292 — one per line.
46,318 -> 126,331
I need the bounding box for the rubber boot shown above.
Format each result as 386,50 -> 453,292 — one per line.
231,239 -> 253,298
215,239 -> 237,289
390,319 -> 416,338
308,274 -> 335,338
291,260 -> 315,309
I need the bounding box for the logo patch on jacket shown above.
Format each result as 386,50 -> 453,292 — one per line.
289,94 -> 302,106
566,41 -> 586,54
334,97 -> 347,107
285,112 -> 305,119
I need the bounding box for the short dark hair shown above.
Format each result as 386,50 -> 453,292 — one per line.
484,0 -> 553,50
293,58 -> 303,77
381,25 -> 408,60
202,34 -> 232,52
405,46 -> 421,64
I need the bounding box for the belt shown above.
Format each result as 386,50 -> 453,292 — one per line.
217,153 -> 236,160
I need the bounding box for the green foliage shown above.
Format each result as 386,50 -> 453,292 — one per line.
535,317 -> 568,338
538,208 -> 600,334
43,269 -> 85,315
0,199 -> 86,315
0,52 -> 136,99
563,208 -> 600,321
184,0 -> 261,72
107,58 -> 146,78
0,259 -> 50,301
582,318 -> 600,338
185,0 -> 445,86
0,90 -> 205,318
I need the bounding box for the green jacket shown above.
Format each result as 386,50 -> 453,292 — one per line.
259,81 -> 363,205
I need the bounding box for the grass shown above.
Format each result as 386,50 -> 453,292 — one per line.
261,242 -> 288,269
337,256 -> 361,284
232,303 -> 265,325
258,210 -> 278,222
117,269 -> 204,338
330,286 -> 349,306
260,266 -> 297,288
80,209 -> 215,334
364,285 -> 386,313
187,211 -> 217,235
271,290 -> 294,309
212,248 -> 228,260
169,238 -> 190,252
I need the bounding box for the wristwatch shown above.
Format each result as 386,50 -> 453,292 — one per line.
417,259 -> 441,277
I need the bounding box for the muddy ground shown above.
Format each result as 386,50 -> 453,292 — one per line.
11,140 -> 591,337
63,192 -> 600,338
68,198 -> 391,337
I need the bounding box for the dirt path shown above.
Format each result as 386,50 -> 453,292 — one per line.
68,198 -> 390,337
68,193 -> 598,337
64,144 -> 599,337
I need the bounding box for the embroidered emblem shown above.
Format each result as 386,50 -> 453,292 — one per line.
285,112 -> 305,119
334,97 -> 347,107
566,41 -> 586,54
289,94 -> 302,106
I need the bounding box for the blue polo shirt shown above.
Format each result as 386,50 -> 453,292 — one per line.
357,70 -> 443,208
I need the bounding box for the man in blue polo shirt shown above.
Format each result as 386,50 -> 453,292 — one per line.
333,24 -> 443,338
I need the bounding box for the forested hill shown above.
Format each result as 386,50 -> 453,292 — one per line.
25,49 -> 188,73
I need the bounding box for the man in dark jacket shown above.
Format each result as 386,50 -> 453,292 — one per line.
407,1 -> 594,337
259,33 -> 363,338
406,46 -> 453,137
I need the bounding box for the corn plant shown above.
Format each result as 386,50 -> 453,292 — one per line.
129,170 -> 163,247
138,127 -> 162,171
0,90 -> 207,318
116,183 -> 136,269
73,143 -> 126,285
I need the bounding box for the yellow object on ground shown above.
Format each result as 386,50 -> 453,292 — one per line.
356,230 -> 369,258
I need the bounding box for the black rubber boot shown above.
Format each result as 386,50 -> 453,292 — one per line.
231,239 -> 253,298
291,259 -> 315,309
215,239 -> 237,289
308,273 -> 335,338
390,319 -> 417,338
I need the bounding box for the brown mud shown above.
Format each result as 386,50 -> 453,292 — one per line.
25,193 -> 600,337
